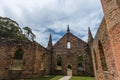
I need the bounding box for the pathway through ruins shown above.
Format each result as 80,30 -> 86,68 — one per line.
59,76 -> 71,80
59,70 -> 72,80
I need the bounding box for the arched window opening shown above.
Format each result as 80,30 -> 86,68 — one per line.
98,41 -> 108,71
93,50 -> 98,70
41,55 -> 45,70
67,65 -> 72,76
11,48 -> 23,70
56,55 -> 62,70
67,42 -> 71,49
116,0 -> 120,8
78,55 -> 84,72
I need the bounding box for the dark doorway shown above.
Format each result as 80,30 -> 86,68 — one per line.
67,65 -> 72,76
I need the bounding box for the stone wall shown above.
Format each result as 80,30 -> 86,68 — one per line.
0,39 -> 51,79
90,18 -> 118,80
90,0 -> 120,80
0,0 -> 120,79
52,32 -> 94,76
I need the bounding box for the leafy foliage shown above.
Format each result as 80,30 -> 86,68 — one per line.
23,26 -> 36,41
0,17 -> 21,38
0,16 -> 35,41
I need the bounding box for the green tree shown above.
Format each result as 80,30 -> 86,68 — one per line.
0,16 -> 35,41
23,26 -> 36,41
0,16 -> 22,39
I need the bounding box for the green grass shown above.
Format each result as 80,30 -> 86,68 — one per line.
70,76 -> 95,80
23,75 -> 63,80
21,76 -> 94,80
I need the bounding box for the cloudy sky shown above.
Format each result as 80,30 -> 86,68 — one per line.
0,0 -> 104,47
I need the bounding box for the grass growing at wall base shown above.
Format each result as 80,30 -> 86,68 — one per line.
21,76 -> 95,80
22,75 -> 63,80
70,76 -> 95,80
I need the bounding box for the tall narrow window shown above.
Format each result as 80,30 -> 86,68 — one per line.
56,55 -> 62,70
116,0 -> 120,8
67,42 -> 71,49
41,55 -> 45,70
11,48 -> 23,70
93,50 -> 98,70
98,41 -> 108,71
78,55 -> 84,71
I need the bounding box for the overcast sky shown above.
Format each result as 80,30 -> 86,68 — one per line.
0,0 -> 104,47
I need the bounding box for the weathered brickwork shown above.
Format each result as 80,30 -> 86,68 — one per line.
0,39 -> 51,79
90,0 -> 120,80
0,31 -> 94,79
52,31 -> 94,76
90,18 -> 118,80
0,0 -> 120,80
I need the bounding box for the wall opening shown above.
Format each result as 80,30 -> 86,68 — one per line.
11,48 -> 23,70
116,0 -> 120,8
93,50 -> 98,70
67,42 -> 71,49
41,54 -> 45,70
98,40 -> 108,71
78,55 -> 84,72
56,55 -> 62,70
67,65 -> 72,76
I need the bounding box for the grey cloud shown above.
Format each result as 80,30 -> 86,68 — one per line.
0,0 -> 104,46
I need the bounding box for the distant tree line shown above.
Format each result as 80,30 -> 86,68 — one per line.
0,16 -> 36,42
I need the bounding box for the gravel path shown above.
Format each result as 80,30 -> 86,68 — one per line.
59,69 -> 72,80
59,76 -> 72,80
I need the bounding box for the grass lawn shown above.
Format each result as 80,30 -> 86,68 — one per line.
21,76 -> 94,80
70,76 -> 95,80
22,75 -> 63,80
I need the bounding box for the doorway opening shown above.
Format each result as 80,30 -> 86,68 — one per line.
67,65 -> 72,76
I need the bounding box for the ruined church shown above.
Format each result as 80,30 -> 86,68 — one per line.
0,0 -> 120,80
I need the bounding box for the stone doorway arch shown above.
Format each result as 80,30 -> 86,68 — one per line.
67,65 -> 72,76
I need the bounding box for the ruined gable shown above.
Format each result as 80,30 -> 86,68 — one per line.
51,28 -> 94,76
53,32 -> 87,51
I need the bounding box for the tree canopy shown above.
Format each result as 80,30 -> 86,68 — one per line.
0,16 -> 35,41
23,26 -> 36,41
